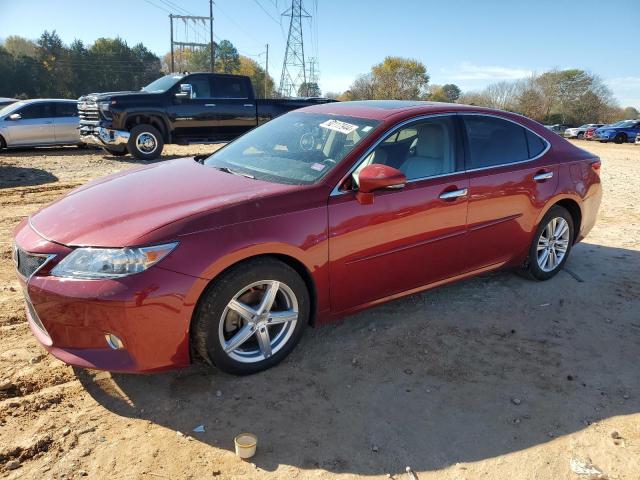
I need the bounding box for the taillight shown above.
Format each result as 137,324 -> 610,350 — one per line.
590,159 -> 601,172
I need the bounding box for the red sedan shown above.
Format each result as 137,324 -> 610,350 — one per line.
13,101 -> 602,375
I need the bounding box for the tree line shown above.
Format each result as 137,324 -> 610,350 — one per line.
333,56 -> 638,125
0,31 -> 275,99
1,32 -> 637,125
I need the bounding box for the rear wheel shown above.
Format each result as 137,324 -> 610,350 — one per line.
192,258 -> 310,375
102,146 -> 128,157
525,206 -> 574,281
127,124 -> 164,160
614,133 -> 627,144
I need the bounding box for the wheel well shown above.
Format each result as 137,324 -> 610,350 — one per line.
125,115 -> 168,141
0,133 -> 6,149
555,199 -> 582,242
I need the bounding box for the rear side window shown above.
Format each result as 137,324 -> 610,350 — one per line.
55,102 -> 78,117
212,77 -> 248,99
463,115 -> 545,169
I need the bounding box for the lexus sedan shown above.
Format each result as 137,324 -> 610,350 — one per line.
0,99 -> 82,150
13,101 -> 602,375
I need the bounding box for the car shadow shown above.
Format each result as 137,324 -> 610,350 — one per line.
0,165 -> 58,188
76,241 -> 640,477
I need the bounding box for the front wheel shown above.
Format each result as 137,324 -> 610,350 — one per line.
577,132 -> 584,140
127,124 -> 164,160
525,206 -> 574,280
192,258 -> 310,375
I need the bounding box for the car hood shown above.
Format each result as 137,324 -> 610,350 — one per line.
29,157 -> 298,247
78,91 -> 153,102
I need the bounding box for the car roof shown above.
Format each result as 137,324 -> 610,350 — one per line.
19,98 -> 77,103
299,100 -> 516,121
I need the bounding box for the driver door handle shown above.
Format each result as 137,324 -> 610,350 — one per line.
439,188 -> 468,200
204,103 -> 216,107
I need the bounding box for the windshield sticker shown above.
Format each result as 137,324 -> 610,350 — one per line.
320,119 -> 359,135
361,126 -> 373,132
310,163 -> 326,172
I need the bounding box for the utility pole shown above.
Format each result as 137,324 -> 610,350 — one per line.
169,13 -> 213,73
209,0 -> 215,72
279,0 -> 310,97
170,14 -> 175,72
264,44 -> 269,98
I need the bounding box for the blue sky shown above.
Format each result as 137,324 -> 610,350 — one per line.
1,0 -> 638,107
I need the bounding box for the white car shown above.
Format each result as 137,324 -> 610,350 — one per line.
0,99 -> 82,150
564,123 -> 604,139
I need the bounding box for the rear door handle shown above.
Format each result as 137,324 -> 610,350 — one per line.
533,171 -> 553,182
204,103 -> 216,107
244,104 -> 254,107
439,188 -> 468,200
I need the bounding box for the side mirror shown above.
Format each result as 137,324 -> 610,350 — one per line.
8,113 -> 21,121
175,83 -> 193,99
355,164 -> 407,205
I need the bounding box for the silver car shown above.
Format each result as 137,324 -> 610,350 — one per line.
0,99 -> 82,150
564,123 -> 604,139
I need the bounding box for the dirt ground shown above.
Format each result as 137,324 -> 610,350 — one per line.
0,141 -> 639,480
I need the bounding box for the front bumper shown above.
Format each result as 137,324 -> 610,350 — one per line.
14,219 -> 207,373
80,125 -> 130,148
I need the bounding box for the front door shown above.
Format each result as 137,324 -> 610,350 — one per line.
328,115 -> 469,313
4,102 -> 55,146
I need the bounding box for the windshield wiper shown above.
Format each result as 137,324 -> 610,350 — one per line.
215,166 -> 255,179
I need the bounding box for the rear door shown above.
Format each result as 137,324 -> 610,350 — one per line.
461,114 -> 558,271
53,102 -> 80,143
3,102 -> 55,146
209,75 -> 257,138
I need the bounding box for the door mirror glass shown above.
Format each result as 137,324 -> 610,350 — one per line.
175,83 -> 193,99
8,113 -> 21,121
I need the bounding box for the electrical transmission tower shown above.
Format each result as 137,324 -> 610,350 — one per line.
307,57 -> 320,96
278,0 -> 310,97
169,0 -> 214,73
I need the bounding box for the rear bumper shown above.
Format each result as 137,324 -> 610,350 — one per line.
80,125 -> 129,148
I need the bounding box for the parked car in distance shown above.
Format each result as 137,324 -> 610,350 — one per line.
564,123 -> 604,139
544,124 -> 571,135
593,119 -> 640,143
0,97 -> 18,108
14,101 -> 602,375
0,99 -> 82,150
78,72 -> 334,160
584,126 -> 599,141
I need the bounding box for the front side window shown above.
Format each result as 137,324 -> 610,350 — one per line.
463,115 -> 546,169
354,116 -> 458,183
188,76 -> 212,99
18,103 -> 53,120
204,112 -> 380,185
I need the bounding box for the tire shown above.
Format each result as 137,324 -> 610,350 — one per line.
524,205 -> 574,281
577,132 -> 584,140
192,258 -> 310,375
102,146 -> 128,157
0,134 -> 6,151
614,133 -> 627,144
127,124 -> 164,160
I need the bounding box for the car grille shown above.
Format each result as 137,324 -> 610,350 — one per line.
78,100 -> 100,124
14,245 -> 54,278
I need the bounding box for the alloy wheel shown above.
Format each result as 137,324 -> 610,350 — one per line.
218,280 -> 299,363
136,132 -> 158,154
536,217 -> 570,272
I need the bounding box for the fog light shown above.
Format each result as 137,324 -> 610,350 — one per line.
105,333 -> 124,350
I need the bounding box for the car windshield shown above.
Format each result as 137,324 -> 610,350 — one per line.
0,101 -> 23,117
141,74 -> 184,93
203,112 -> 381,185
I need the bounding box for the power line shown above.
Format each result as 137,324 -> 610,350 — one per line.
253,0 -> 280,24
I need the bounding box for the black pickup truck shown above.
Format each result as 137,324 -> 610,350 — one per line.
78,73 -> 333,159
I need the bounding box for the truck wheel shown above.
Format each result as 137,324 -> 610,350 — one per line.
128,124 -> 164,160
102,146 -> 128,157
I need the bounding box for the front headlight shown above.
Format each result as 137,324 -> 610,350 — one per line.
98,101 -> 113,119
51,242 -> 178,279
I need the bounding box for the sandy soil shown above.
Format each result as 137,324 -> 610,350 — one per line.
0,141 -> 639,480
